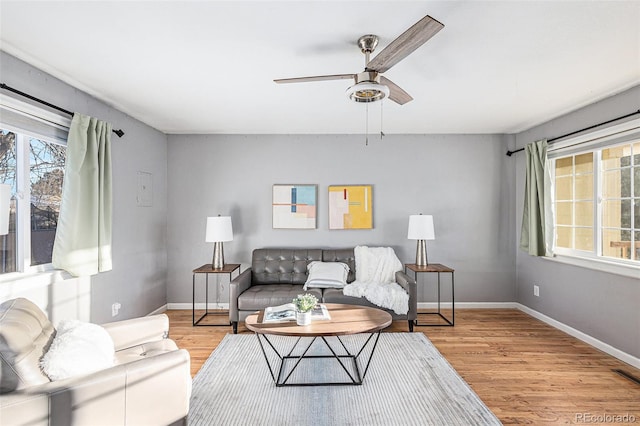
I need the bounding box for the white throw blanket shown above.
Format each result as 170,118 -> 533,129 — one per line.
343,246 -> 409,315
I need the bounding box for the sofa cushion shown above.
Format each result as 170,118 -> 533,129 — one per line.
322,249 -> 356,283
0,298 -> 54,393
252,249 -> 322,285
113,339 -> 179,365
323,288 -> 376,307
238,284 -> 322,311
303,261 -> 350,290
40,320 -> 115,381
323,288 -> 408,318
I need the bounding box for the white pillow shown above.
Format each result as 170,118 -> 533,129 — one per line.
304,261 -> 350,290
40,319 -> 115,381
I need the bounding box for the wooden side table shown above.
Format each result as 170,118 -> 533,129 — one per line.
404,263 -> 455,326
192,263 -> 241,326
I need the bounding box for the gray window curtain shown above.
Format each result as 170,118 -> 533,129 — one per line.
53,113 -> 112,276
520,139 -> 554,256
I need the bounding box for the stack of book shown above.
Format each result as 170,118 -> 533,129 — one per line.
263,303 -> 331,323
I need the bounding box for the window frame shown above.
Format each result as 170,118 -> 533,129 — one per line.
1,95 -> 70,277
553,151 -> 596,255
548,117 -> 640,274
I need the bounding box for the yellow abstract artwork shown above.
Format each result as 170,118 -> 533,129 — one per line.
328,185 -> 373,229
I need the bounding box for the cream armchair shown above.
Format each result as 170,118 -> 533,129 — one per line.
0,298 -> 191,426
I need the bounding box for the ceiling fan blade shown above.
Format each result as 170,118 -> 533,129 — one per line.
274,74 -> 354,84
366,15 -> 444,73
380,76 -> 413,105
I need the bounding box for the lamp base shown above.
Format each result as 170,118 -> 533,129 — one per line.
415,240 -> 428,266
212,242 -> 225,270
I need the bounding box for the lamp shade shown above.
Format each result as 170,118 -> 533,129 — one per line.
407,214 -> 435,240
205,216 -> 233,243
0,184 -> 10,236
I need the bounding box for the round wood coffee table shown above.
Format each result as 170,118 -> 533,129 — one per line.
245,303 -> 392,386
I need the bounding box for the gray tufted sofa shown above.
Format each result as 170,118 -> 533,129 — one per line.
229,248 -> 417,333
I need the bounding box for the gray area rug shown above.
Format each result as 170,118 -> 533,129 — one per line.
189,332 -> 502,425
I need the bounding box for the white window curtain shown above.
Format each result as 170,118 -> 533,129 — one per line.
520,139 -> 554,257
53,113 -> 112,276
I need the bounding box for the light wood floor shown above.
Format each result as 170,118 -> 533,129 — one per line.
166,309 -> 640,425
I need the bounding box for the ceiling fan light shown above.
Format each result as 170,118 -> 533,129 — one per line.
346,82 -> 390,103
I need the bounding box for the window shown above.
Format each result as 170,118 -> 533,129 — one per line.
1,95 -> 69,275
0,129 -> 66,274
552,138 -> 640,264
554,152 -> 595,252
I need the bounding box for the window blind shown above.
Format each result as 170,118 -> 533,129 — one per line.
548,118 -> 640,158
0,93 -> 70,144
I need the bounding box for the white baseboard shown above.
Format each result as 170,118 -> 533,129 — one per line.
418,302 -> 517,309
171,302 -> 511,310
514,303 -> 639,370
148,304 -> 168,315
169,302 -> 512,311
167,302 -> 229,310
419,301 -> 638,368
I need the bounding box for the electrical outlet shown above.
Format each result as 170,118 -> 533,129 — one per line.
111,302 -> 121,317
533,285 -> 540,297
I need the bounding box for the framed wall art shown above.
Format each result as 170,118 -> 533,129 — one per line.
328,185 -> 373,230
272,184 -> 317,229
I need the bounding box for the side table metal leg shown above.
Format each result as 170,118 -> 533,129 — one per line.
192,273 -> 196,326
451,272 -> 455,326
437,271 -> 441,314
205,273 -> 209,316
193,265 -> 238,326
413,270 -> 419,326
215,274 -> 220,309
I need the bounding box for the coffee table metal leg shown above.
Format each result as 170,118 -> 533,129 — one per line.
320,336 -> 359,384
353,332 -> 381,380
255,332 -> 383,387
255,334 -> 280,383
279,337 -> 319,385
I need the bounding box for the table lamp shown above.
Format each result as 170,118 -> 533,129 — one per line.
205,216 -> 233,270
407,214 -> 435,266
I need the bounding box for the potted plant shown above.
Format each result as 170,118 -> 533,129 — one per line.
293,293 -> 317,326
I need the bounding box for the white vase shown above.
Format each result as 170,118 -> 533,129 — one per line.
296,311 -> 311,326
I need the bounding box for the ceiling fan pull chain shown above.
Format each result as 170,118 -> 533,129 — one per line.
365,103 -> 369,146
380,100 -> 385,140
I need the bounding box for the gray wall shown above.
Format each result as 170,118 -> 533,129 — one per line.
514,85 -> 640,358
166,133 -> 516,306
0,52 -> 169,324
5,49 -> 635,361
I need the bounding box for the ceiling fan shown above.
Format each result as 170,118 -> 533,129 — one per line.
274,14 -> 444,105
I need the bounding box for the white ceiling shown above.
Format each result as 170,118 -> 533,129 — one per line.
1,1 -> 639,135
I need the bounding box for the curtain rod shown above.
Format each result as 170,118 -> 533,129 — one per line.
0,83 -> 125,138
505,109 -> 640,157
